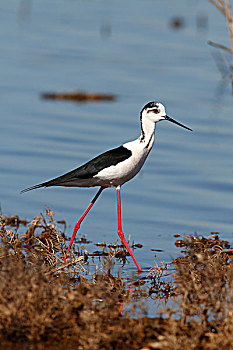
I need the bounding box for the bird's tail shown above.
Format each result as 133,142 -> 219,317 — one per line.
20,183 -> 47,194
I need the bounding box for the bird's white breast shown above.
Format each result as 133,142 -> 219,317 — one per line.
93,138 -> 154,187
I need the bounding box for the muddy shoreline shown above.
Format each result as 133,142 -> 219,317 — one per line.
0,209 -> 232,349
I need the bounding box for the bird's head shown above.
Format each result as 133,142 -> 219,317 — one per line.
141,101 -> 192,131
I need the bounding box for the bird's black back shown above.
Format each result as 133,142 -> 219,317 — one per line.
21,145 -> 132,192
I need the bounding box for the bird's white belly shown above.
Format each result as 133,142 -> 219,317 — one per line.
93,152 -> 147,187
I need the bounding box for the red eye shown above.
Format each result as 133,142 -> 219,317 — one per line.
152,108 -> 160,114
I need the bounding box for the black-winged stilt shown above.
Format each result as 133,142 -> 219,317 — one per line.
22,102 -> 192,271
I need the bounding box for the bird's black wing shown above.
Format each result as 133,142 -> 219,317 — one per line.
21,145 -> 132,192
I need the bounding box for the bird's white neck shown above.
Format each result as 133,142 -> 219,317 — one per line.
139,111 -> 156,150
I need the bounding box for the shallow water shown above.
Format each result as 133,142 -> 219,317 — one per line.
1,0 -> 233,280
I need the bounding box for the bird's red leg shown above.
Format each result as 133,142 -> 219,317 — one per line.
63,187 -> 104,262
116,186 -> 142,272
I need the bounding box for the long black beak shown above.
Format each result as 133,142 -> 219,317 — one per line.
165,115 -> 192,131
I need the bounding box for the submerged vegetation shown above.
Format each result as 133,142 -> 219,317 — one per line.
41,90 -> 116,103
0,209 -> 233,349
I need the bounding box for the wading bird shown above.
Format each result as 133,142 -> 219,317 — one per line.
22,102 -> 192,271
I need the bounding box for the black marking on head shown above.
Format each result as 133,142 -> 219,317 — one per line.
142,101 -> 159,110
21,146 -> 132,191
151,107 -> 160,114
140,101 -> 159,142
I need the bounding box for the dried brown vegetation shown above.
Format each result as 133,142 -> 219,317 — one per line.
0,211 -> 233,349
41,90 -> 115,103
171,233 -> 233,349
208,0 -> 233,95
209,0 -> 233,56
